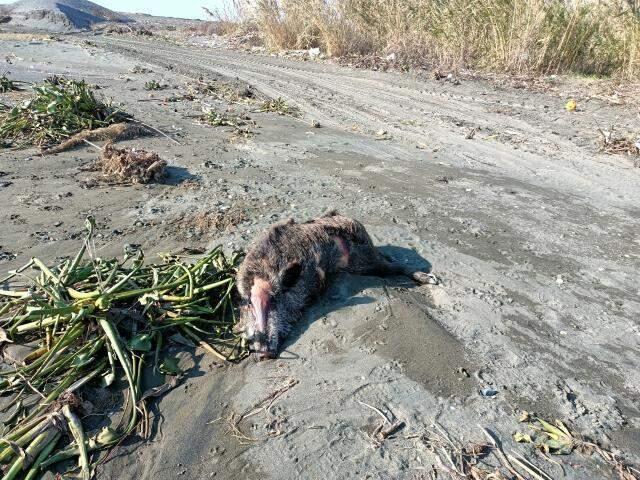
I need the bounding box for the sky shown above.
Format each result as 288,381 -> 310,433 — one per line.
0,0 -> 226,20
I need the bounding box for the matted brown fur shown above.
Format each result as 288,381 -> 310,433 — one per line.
95,142 -> 166,184
237,213 -> 364,298
43,122 -> 144,154
236,211 -> 431,359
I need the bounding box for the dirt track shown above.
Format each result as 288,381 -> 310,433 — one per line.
1,35 -> 639,479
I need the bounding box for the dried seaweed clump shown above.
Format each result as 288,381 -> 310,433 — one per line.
598,129 -> 640,163
97,143 -> 166,184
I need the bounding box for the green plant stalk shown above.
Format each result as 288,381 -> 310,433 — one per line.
65,359 -> 108,395
59,217 -> 93,283
103,254 -> 145,296
0,259 -> 34,285
32,257 -> 62,287
2,428 -> 60,480
23,431 -> 61,480
0,223 -> 243,472
0,414 -> 46,455
95,277 -> 191,308
16,370 -> 77,431
36,339 -> 99,384
98,318 -> 138,422
0,417 -> 49,463
15,310 -> 80,334
62,405 -> 90,480
12,305 -> 86,333
30,321 -> 85,378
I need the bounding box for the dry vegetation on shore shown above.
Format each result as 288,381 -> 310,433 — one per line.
206,0 -> 639,78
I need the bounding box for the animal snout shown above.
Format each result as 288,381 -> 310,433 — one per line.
251,348 -> 276,361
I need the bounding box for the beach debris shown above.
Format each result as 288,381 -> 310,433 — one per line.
144,79 -> 164,91
94,142 -> 167,184
421,424 -> 497,479
598,127 -> 640,158
105,24 -> 153,36
516,413 -> 640,479
256,97 -> 300,117
130,65 -> 153,74
187,77 -> 256,104
0,217 -> 244,476
228,378 -> 299,443
174,207 -> 248,237
0,74 -> 21,93
480,387 -> 498,397
0,76 -> 130,149
357,399 -> 405,446
310,119 -> 321,128
201,108 -> 252,129
565,99 -> 577,111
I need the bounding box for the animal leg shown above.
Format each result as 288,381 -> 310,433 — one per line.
346,245 -> 432,284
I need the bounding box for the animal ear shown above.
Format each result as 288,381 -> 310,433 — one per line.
279,261 -> 302,289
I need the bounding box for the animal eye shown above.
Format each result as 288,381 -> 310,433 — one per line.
279,261 -> 302,289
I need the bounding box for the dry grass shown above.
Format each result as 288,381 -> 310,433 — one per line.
231,0 -> 640,78
95,143 -> 166,184
201,1 -> 248,36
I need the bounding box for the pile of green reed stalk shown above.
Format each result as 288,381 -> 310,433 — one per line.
143,80 -> 163,91
0,75 -> 20,94
0,217 -> 245,479
0,77 -> 130,149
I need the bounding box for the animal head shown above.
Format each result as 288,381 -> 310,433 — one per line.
234,260 -> 303,360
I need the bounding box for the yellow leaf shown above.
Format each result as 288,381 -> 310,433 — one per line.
513,431 -> 533,443
537,418 -> 565,440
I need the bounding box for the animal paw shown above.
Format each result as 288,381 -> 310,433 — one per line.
413,271 -> 440,285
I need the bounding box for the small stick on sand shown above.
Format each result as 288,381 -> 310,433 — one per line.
227,378 -> 299,443
82,139 -> 102,151
480,426 -> 527,480
508,450 -> 553,480
357,400 -> 390,424
378,420 -> 405,440
131,119 -> 181,145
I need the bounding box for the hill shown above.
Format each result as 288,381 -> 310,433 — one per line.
1,0 -> 129,30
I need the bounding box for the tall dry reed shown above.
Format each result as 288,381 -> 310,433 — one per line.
228,0 -> 639,78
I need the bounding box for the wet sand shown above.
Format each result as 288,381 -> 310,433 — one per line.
0,35 -> 638,479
